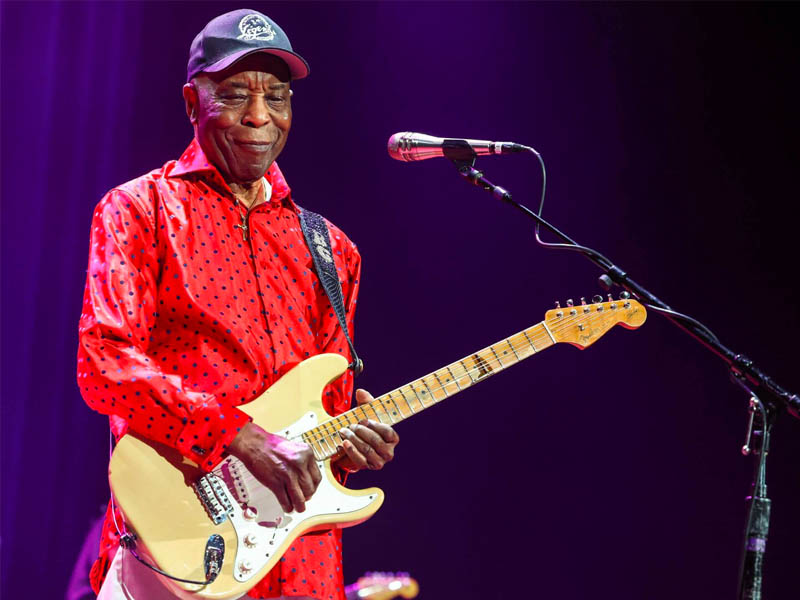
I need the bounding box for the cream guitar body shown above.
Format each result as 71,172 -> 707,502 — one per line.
109,354 -> 382,600
109,296 -> 646,600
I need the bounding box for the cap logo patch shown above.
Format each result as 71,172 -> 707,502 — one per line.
237,14 -> 276,42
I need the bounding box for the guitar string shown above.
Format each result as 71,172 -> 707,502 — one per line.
228,306 -> 636,487
302,306 -> 629,448
227,327 -> 558,487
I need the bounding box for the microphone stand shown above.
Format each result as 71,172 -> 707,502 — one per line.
444,145 -> 799,599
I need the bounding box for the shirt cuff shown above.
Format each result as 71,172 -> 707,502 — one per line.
175,400 -> 252,471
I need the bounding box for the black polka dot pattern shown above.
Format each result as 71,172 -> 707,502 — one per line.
79,139 -> 356,599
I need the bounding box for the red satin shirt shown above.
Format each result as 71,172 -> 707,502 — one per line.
77,139 -> 360,599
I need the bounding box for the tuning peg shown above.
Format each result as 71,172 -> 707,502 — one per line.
592,294 -> 603,303
580,297 -> 587,305
620,291 -> 630,299
554,300 -> 561,308
566,298 -> 574,307
608,294 -> 613,301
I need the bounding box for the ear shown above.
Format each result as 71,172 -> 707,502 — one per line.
182,82 -> 198,124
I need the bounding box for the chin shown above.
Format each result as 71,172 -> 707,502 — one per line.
234,162 -> 272,184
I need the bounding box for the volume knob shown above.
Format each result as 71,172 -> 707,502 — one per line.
239,559 -> 253,574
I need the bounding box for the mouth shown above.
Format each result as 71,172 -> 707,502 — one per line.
234,140 -> 274,154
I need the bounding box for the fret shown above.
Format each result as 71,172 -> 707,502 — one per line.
311,442 -> 324,461
319,435 -> 335,457
298,318 -> 570,463
382,396 -> 401,423
360,403 -> 380,423
397,387 -> 418,413
331,430 -> 344,447
419,377 -> 438,404
522,330 -> 538,352
431,371 -> 450,400
502,338 -> 521,361
303,435 -> 323,461
337,412 -> 359,427
371,400 -> 393,425
508,333 -> 533,360
445,366 -> 462,391
541,322 -> 557,344
489,345 -> 506,369
459,360 -> 478,384
392,390 -> 415,415
317,421 -> 337,442
406,384 -> 427,409
410,381 -> 432,407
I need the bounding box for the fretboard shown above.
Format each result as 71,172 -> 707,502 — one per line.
300,320 -> 558,460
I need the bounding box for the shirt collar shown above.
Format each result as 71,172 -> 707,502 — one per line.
169,138 -> 295,210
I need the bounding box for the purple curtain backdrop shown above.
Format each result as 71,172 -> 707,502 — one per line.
2,2 -> 799,599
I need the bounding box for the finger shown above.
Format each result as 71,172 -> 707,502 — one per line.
351,424 -> 393,463
363,419 -> 400,444
341,438 -> 370,470
271,483 -> 293,514
308,458 -> 322,489
355,388 -> 375,406
343,427 -> 384,469
297,469 -> 316,501
285,474 -> 306,513
299,445 -> 322,491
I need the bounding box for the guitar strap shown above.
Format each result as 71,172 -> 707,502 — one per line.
298,207 -> 363,377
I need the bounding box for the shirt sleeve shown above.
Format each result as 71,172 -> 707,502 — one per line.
77,188 -> 250,471
317,230 -> 362,418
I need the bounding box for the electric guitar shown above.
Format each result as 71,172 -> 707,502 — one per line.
109,296 -> 646,599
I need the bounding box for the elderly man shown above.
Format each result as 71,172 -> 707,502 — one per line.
77,10 -> 398,600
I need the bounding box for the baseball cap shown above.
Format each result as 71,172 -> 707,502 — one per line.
187,9 -> 310,82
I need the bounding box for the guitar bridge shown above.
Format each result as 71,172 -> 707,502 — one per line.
193,473 -> 234,525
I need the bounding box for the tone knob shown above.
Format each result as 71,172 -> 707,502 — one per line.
244,533 -> 258,548
239,559 -> 253,574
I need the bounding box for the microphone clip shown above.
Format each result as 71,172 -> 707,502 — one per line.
451,159 -> 513,203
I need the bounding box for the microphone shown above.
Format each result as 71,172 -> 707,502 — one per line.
388,132 -> 528,162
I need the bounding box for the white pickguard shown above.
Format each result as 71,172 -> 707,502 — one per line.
210,412 -> 378,583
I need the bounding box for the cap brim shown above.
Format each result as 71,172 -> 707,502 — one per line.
201,48 -> 310,81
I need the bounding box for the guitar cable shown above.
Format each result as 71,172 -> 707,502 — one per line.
527,147 -> 720,343
108,430 -> 225,586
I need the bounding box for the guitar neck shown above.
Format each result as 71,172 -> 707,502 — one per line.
301,320 -> 557,459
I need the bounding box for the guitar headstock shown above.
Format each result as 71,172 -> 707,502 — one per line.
545,294 -> 646,349
347,571 -> 419,600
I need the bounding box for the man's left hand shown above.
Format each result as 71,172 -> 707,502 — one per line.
334,389 -> 399,473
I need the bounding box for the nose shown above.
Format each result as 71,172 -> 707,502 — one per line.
242,96 -> 270,128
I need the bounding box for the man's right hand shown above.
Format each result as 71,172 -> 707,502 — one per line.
227,422 -> 321,513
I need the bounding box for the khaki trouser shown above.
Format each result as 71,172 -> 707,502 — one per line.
97,548 -> 314,600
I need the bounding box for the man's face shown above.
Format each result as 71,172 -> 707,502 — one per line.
185,53 -> 292,184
